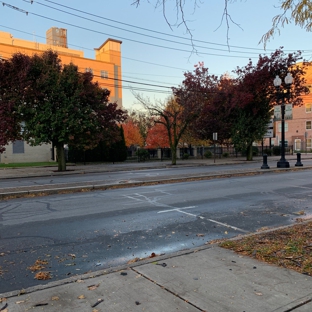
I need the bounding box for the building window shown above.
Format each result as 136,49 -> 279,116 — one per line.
100,70 -> 108,79
278,122 -> 288,132
307,138 -> 312,149
306,103 -> 312,113
85,68 -> 93,74
279,140 -> 288,147
306,121 -> 312,130
13,140 -> 25,154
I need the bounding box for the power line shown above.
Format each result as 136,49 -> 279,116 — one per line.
1,1 -> 260,59
0,24 -> 194,73
26,0 -> 268,56
37,0 -> 312,53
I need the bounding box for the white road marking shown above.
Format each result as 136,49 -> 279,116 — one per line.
158,206 -> 247,232
124,191 -> 247,233
157,206 -> 196,213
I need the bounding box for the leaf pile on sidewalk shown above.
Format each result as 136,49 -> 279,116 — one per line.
219,220 -> 312,276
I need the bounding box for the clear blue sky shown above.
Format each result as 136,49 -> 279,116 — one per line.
1,0 -> 311,110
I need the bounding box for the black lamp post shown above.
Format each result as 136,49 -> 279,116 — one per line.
273,73 -> 293,168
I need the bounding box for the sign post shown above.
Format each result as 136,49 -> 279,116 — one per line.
213,133 -> 217,163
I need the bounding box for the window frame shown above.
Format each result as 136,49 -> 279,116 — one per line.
100,70 -> 108,79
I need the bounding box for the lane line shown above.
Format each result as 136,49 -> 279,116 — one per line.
157,206 -> 196,213
158,206 -> 247,232
206,218 -> 247,233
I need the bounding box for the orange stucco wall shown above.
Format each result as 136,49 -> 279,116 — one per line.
0,30 -> 122,108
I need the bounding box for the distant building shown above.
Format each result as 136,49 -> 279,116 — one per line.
0,27 -> 122,163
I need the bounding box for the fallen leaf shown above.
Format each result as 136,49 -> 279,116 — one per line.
51,296 -> 59,301
196,234 -> 205,237
78,295 -> 85,299
127,258 -> 140,264
149,252 -> 157,258
88,284 -> 99,291
0,299 -> 6,303
294,211 -> 305,216
34,272 -> 51,280
224,231 -> 228,234
16,300 -> 25,304
255,292 -> 263,296
76,279 -> 84,283
68,254 -> 76,258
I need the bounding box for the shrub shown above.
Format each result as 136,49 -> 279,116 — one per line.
204,150 -> 212,158
263,148 -> 272,156
222,152 -> 229,158
272,146 -> 281,156
182,153 -> 189,159
136,149 -> 149,161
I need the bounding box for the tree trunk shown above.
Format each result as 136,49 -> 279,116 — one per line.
246,143 -> 253,161
171,145 -> 177,165
56,143 -> 66,171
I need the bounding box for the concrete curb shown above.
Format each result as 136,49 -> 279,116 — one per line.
1,165 -> 312,200
2,219 -> 312,299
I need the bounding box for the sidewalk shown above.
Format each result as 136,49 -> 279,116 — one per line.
1,244 -> 312,311
1,156 -> 312,311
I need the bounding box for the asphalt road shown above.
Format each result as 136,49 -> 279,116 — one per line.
1,169 -> 312,293
1,158 -> 312,190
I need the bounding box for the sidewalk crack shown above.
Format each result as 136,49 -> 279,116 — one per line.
131,267 -> 206,312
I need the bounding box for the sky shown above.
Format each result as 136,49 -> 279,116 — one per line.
1,0 -> 312,111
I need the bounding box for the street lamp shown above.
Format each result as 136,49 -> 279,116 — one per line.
273,72 -> 293,168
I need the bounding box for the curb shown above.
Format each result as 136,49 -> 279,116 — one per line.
1,165 -> 312,200
2,219 -> 312,299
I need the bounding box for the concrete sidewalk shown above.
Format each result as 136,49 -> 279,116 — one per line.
1,156 -> 312,311
1,244 -> 311,311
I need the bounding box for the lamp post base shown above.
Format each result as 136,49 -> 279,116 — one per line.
277,160 -> 290,168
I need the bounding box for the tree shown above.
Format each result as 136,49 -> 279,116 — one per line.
0,54 -> 29,152
11,51 -> 126,171
134,92 -> 202,164
123,119 -> 144,147
145,121 -> 169,149
127,110 -> 153,147
260,0 -> 312,47
109,126 -> 128,162
181,68 -> 235,145
231,48 -> 309,160
133,1 -> 312,47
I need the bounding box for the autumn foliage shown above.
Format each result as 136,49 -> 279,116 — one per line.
122,120 -> 144,147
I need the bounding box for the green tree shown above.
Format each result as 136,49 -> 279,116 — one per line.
109,126 -> 127,162
0,54 -> 27,152
14,51 -> 126,171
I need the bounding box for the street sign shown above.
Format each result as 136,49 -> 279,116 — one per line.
213,132 -> 217,141
274,105 -> 281,121
285,104 -> 293,120
264,119 -> 274,138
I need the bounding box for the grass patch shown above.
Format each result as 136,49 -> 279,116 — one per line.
0,162 -> 57,168
219,220 -> 312,276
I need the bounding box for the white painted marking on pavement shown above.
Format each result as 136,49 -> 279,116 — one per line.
206,218 -> 247,232
157,206 -> 196,213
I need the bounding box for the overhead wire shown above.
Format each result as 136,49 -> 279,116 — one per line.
36,0 -> 312,53
0,1 -> 262,59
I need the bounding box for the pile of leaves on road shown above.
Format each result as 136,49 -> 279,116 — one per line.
219,220 -> 312,276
